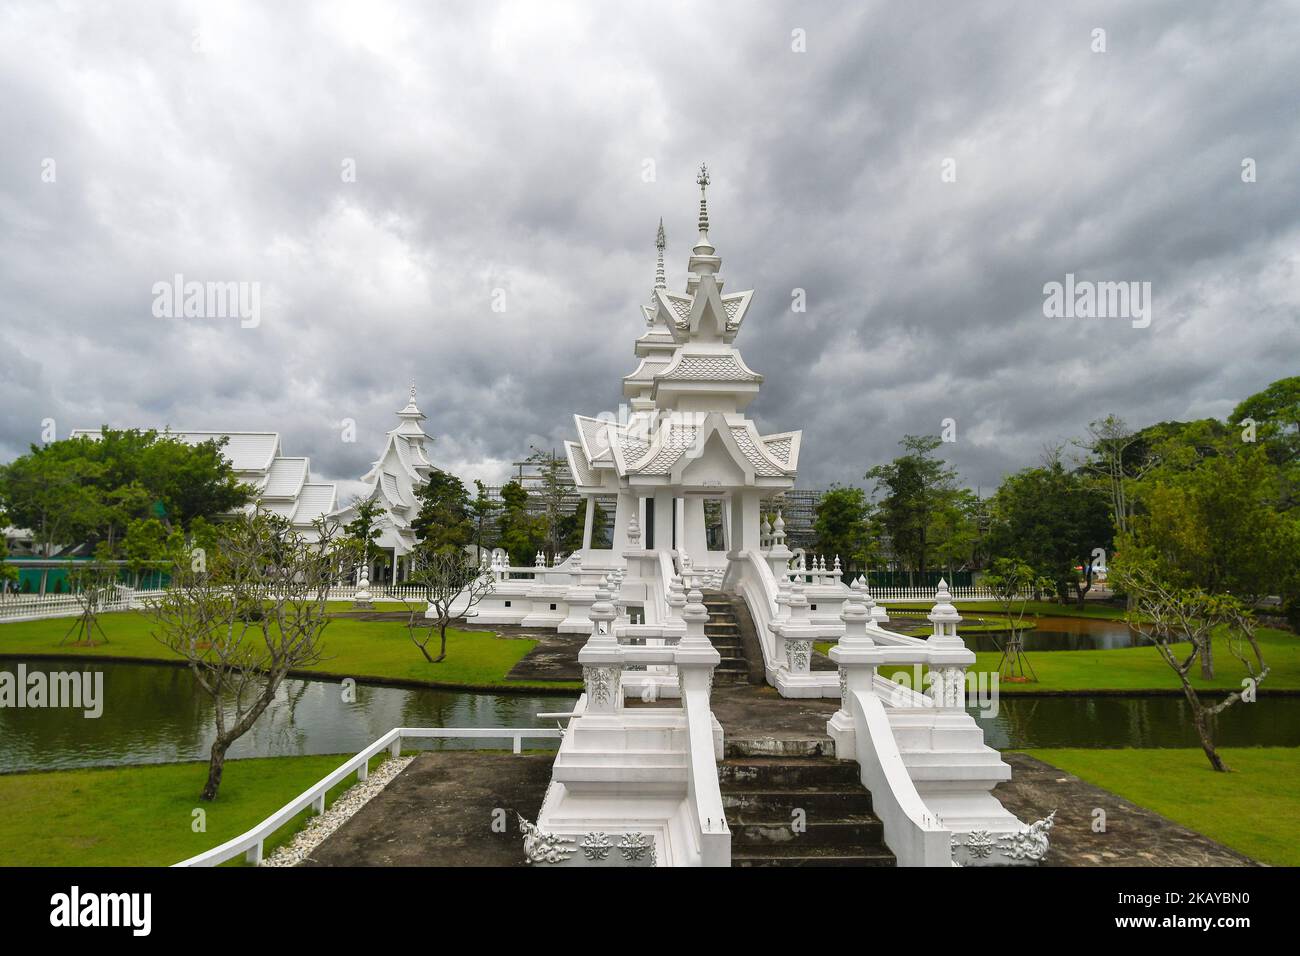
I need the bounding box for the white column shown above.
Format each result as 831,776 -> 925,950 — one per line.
652,490 -> 674,552
581,494 -> 596,551
684,496 -> 709,560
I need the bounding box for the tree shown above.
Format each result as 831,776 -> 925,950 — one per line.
813,486 -> 870,572
343,497 -> 385,571
866,435 -> 960,581
1231,375 -> 1300,473
411,470 -> 473,553
987,457 -> 1113,602
1130,446 -> 1300,677
62,554 -> 121,647
149,514 -> 351,800
403,547 -> 494,663
469,480 -> 499,555
1112,556 -> 1268,772
0,429 -> 251,557
982,557 -> 1052,681
526,447 -> 570,560
0,510 -> 18,593
497,480 -> 544,564
559,497 -> 609,553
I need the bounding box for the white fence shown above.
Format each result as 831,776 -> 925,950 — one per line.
0,584 -> 436,623
174,726 -> 564,867
871,586 -> 1002,603
0,588 -> 169,623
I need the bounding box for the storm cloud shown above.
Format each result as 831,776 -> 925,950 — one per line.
2,1 -> 1297,499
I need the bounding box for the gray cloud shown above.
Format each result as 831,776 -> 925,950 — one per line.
2,0 -> 1296,495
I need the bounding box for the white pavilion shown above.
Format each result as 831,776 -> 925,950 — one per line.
328,385 -> 438,584
477,167 -> 1046,867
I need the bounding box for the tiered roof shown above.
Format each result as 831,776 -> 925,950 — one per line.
566,166 -> 801,495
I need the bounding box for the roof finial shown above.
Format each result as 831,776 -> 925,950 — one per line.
653,217 -> 666,294
696,163 -> 711,237
409,380 -> 417,401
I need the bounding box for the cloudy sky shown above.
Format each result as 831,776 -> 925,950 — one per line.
2,1 -> 1297,502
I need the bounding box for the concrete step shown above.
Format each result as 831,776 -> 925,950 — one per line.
731,843 -> 896,867
714,671 -> 751,686
731,816 -> 884,847
721,788 -> 874,816
718,756 -> 860,788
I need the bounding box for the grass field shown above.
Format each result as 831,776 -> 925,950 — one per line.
1026,746 -> 1300,866
815,602 -> 1299,694
0,612 -> 582,692
0,752 -> 386,866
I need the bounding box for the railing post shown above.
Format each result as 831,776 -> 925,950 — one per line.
357,759 -> 368,782
389,734 -> 402,758
244,841 -> 263,865
578,579 -> 623,715
513,735 -> 522,754
312,794 -> 325,814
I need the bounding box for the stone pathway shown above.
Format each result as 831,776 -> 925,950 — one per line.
301,751 -> 554,867
993,753 -> 1257,867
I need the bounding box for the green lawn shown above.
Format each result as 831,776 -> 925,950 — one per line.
815,602 -> 1300,694
1027,747 -> 1300,867
0,752 -> 386,866
0,612 -> 581,693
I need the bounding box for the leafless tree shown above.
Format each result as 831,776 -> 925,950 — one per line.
1117,561 -> 1269,772
61,560 -> 121,646
402,548 -> 494,663
149,513 -> 353,800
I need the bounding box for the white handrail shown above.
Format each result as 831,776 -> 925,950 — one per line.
173,726 -> 563,867
681,684 -> 730,866
846,690 -> 952,866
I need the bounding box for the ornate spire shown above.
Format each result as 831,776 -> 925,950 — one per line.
696,163 -> 710,231
653,217 -> 666,296
687,163 -> 718,289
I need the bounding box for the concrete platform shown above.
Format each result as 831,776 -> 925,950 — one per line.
302,751 -> 553,867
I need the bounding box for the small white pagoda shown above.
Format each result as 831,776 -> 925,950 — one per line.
329,385 -> 438,583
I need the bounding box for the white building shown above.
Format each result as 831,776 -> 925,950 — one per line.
328,386 -> 438,584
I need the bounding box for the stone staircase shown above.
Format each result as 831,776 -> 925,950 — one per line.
702,591 -> 751,685
718,749 -> 896,867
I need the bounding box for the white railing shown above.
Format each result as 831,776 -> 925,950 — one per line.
873,586 -> 1003,603
844,689 -> 951,866
681,682 -> 730,866
732,550 -> 779,670
0,587 -> 166,623
173,725 -> 563,867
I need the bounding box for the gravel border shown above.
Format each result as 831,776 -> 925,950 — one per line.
260,755 -> 415,867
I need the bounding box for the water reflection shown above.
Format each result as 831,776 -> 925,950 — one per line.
973,694 -> 1300,749
0,660 -> 570,773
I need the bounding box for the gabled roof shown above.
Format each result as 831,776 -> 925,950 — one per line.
293,483 -> 338,525
262,456 -> 308,498
564,440 -> 600,490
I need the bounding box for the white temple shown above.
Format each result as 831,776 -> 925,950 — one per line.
329,385 -> 437,583
479,168 -> 1047,867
